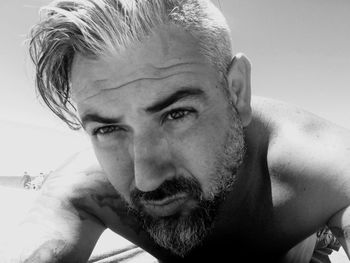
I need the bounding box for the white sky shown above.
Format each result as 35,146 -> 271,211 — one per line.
0,0 -> 349,174
219,0 -> 350,128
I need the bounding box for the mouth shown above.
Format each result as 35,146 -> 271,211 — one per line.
141,193 -> 191,217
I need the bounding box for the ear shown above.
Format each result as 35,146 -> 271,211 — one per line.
226,53 -> 252,127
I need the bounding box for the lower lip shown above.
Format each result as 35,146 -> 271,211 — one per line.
142,196 -> 190,217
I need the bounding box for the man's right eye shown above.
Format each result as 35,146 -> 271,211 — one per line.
92,125 -> 121,136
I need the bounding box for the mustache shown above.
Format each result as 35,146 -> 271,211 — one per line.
130,177 -> 202,204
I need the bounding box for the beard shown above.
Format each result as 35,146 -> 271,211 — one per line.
128,109 -> 246,257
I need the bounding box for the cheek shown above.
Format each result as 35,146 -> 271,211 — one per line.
173,113 -> 228,185
93,143 -> 133,201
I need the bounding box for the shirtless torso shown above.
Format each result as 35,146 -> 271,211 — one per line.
3,97 -> 348,263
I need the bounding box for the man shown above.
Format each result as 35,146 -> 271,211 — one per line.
2,0 -> 349,262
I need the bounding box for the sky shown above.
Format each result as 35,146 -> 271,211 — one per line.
0,0 -> 349,175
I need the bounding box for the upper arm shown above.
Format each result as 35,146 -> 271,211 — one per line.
287,116 -> 350,205
265,102 -> 350,238
294,116 -> 350,211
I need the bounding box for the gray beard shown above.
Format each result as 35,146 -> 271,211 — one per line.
130,182 -> 224,257
142,199 -> 218,257
129,110 -> 245,257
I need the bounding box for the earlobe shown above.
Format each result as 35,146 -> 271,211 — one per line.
226,53 -> 252,127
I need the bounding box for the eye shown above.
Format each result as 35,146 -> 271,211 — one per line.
164,108 -> 195,122
92,125 -> 123,136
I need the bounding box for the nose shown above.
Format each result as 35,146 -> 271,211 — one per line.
131,130 -> 175,192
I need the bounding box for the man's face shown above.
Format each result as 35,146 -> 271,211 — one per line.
71,24 -> 245,256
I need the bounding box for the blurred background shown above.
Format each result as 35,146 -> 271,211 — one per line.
0,0 -> 349,177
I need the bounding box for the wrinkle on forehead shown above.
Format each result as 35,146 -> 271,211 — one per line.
71,24 -> 217,105
73,59 -> 211,103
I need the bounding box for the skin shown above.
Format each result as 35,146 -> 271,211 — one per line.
71,25 -> 246,211
3,24 -> 350,262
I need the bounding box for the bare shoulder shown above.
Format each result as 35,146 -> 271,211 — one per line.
251,96 -> 350,232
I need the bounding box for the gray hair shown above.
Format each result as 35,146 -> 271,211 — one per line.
29,0 -> 233,129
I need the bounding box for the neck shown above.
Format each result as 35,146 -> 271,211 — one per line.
210,121 -> 274,244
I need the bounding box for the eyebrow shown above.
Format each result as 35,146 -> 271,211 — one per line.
80,87 -> 206,129
145,87 -> 206,113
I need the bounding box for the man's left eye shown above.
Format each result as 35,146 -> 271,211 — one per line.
164,108 -> 194,121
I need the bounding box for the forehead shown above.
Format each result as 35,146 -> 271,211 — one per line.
70,24 -> 219,109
